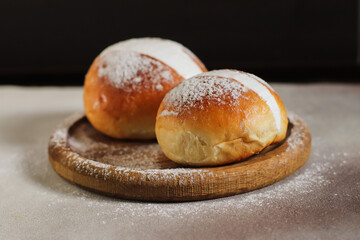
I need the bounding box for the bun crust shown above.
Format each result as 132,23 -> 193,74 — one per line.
84,38 -> 206,139
155,70 -> 288,166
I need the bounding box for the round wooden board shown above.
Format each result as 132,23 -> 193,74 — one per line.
48,112 -> 311,202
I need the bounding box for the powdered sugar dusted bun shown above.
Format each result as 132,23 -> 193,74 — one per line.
155,69 -> 288,166
84,38 -> 206,139
101,38 -> 206,79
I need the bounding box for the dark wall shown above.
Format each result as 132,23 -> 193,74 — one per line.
0,0 -> 358,84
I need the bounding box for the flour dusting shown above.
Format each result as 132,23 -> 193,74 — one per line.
97,50 -> 171,92
101,37 -> 203,79
49,112 -> 308,186
201,70 -> 281,132
158,75 -> 248,117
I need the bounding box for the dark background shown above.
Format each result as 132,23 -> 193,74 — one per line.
1,0 -> 359,85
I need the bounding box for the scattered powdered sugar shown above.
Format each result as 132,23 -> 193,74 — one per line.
20,135 -> 358,239
97,50 -> 172,92
39,112 -> 360,237
155,84 -> 163,91
157,109 -> 179,117
286,112 -> 306,151
158,69 -> 282,133
49,114 -> 211,183
49,112 -> 309,188
5,86 -> 360,239
159,75 -> 248,116
72,159 -> 210,184
101,37 -> 203,79
48,113 -> 84,149
201,70 -> 281,132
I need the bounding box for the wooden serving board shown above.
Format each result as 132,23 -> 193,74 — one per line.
48,112 -> 311,202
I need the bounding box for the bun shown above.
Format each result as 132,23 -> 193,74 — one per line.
84,38 -> 206,139
155,69 -> 288,166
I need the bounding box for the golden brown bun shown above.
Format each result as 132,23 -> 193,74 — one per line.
84,38 -> 206,139
155,69 -> 288,166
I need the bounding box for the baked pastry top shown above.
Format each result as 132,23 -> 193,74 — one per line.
83,38 -> 206,139
155,69 -> 288,166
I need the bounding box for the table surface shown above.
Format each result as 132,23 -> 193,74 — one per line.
1,84 -> 359,240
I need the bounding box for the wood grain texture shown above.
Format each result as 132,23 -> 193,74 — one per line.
48,112 -> 311,202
